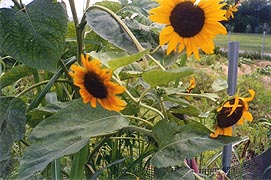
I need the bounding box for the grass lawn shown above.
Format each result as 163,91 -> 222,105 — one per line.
214,32 -> 271,54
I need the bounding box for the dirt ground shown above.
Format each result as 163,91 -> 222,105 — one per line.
222,60 -> 271,90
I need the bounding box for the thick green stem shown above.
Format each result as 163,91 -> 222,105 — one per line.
159,97 -> 168,120
176,92 -> 218,102
138,87 -> 152,103
69,0 -> 84,63
147,54 -> 166,71
69,0 -> 79,25
11,0 -> 23,9
139,103 -> 164,119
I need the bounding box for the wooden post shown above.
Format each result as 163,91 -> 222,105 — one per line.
222,41 -> 239,175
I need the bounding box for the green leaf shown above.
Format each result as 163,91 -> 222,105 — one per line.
86,8 -> 138,53
91,157 -> 132,180
0,0 -> 68,72
50,159 -> 62,180
0,97 -> 26,178
70,145 -> 89,180
151,120 -> 239,168
163,95 -> 190,106
170,105 -> 201,117
0,65 -> 34,89
212,78 -> 228,92
0,97 -> 27,161
108,49 -> 149,71
18,99 -> 129,180
142,68 -> 194,87
89,51 -> 129,63
199,93 -> 220,102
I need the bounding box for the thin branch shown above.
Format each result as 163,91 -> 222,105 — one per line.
15,79 -> 73,98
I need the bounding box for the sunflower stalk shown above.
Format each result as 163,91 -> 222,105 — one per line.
123,126 -> 152,135
68,0 -> 84,63
147,54 -> 166,71
175,92 -> 218,102
15,79 -> 74,98
124,115 -> 154,127
137,87 -> 152,103
139,102 -> 164,119
159,97 -> 168,120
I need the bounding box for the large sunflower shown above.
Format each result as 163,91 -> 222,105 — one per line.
69,54 -> 126,112
210,89 -> 255,138
149,0 -> 227,59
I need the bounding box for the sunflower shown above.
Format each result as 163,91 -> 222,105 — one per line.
186,77 -> 196,93
225,4 -> 238,20
69,54 -> 126,112
149,0 -> 227,59
210,89 -> 255,138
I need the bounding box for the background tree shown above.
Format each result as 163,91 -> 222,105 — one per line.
227,0 -> 271,33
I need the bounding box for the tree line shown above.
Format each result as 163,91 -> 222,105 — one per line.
226,0 -> 271,34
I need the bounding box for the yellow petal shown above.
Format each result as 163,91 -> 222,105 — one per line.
222,126 -> 233,136
159,26 -> 175,45
227,97 -> 239,117
242,89 -> 255,102
242,111 -> 253,122
236,117 -> 244,125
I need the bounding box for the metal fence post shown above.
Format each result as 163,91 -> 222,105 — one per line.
222,41 -> 239,175
261,22 -> 267,59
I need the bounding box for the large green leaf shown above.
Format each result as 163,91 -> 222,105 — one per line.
151,120 -> 239,168
18,99 -> 129,180
0,97 -> 26,178
0,0 -> 68,72
212,78 -> 228,92
142,68 -> 194,87
0,65 -> 34,89
86,8 -> 138,53
90,51 -> 128,63
170,105 -> 201,117
108,49 -> 149,71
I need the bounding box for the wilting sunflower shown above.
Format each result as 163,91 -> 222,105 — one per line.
149,0 -> 227,59
225,4 -> 238,20
69,54 -> 126,112
210,89 -> 255,138
186,77 -> 196,93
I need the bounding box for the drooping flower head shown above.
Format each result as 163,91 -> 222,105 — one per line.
149,0 -> 227,59
210,89 -> 255,138
69,54 -> 126,112
186,77 -> 196,93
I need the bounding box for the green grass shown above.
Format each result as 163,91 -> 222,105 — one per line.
214,33 -> 271,53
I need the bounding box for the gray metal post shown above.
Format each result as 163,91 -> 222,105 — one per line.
261,23 -> 267,59
222,41 -> 239,175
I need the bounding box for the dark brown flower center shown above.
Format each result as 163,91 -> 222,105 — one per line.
170,1 -> 205,37
84,72 -> 108,99
217,99 -> 244,128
